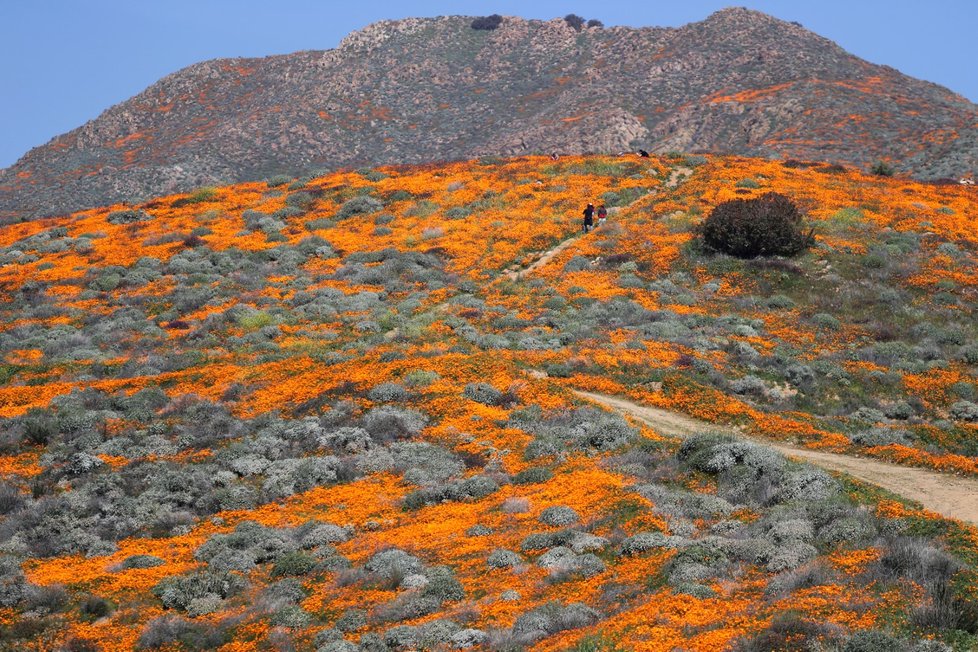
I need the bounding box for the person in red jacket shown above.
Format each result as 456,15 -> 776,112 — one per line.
596,204 -> 608,226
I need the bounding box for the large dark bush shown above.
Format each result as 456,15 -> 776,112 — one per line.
563,14 -> 586,30
700,192 -> 814,258
471,14 -> 503,30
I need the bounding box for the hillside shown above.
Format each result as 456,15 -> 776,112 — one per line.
3,7 -> 978,221
1,153 -> 978,650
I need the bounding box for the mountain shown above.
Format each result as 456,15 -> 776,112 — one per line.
1,153 -> 977,649
2,7 -> 978,220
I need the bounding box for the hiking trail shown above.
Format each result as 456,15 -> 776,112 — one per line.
574,390 -> 978,526
503,237 -> 581,282
503,164 -> 693,282
665,166 -> 693,188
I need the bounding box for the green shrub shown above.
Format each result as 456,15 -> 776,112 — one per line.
107,209 -> 151,225
236,310 -> 274,330
22,408 -> 58,445
273,206 -> 303,220
445,206 -> 471,220
357,168 -> 388,182
270,604 -> 311,627
335,608 -> 367,632
782,159 -> 815,169
403,369 -> 440,387
80,594 -> 114,619
735,178 -> 760,189
266,175 -> 292,187
862,253 -> 887,269
422,566 -> 465,601
383,190 -> 413,203
819,163 -> 848,174
700,192 -> 814,258
421,227 -> 444,240
950,401 -> 978,422
958,345 -> 978,365
871,161 -> 895,177
61,637 -> 101,652
600,187 -> 648,207
90,273 -> 122,292
119,555 -> 165,570
573,160 -> 640,177
766,294 -> 795,309
271,552 -> 318,577
735,612 -> 842,651
406,200 -> 439,218
153,570 -> 247,611
463,382 -> 505,406
182,187 -> 218,205
513,467 -> 553,485
301,217 -> 332,231
825,206 -> 866,233
811,313 -> 840,330
573,635 -> 627,652
338,196 -> 383,219
137,615 -> 227,650
842,630 -> 901,652
285,191 -> 316,211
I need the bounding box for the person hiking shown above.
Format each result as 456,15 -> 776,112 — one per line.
582,203 -> 595,233
597,204 -> 608,226
638,149 -> 650,158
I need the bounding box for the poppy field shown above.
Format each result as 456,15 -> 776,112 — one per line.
0,154 -> 976,650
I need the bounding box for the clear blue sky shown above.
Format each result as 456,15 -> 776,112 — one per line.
2,1 -> 976,169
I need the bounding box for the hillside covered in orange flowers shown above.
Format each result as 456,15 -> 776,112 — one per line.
1,153 -> 978,651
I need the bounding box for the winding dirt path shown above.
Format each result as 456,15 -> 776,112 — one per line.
574,390 -> 978,526
665,166 -> 693,188
496,161 -> 978,525
503,165 -> 693,282
504,237 -> 582,281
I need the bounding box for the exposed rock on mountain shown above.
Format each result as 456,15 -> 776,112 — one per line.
2,8 -> 976,219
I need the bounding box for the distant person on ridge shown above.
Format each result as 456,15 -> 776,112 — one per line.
583,203 -> 595,233
597,204 -> 608,226
638,149 -> 650,158
551,152 -> 560,161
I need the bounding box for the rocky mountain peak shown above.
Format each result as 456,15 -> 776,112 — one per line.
1,10 -> 975,220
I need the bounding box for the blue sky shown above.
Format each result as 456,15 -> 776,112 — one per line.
2,1 -> 976,168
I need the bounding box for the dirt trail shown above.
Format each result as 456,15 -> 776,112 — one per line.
503,165 -> 693,282
665,166 -> 693,188
504,237 -> 581,281
574,390 -> 978,526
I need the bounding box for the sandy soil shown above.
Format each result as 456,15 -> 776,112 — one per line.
574,390 -> 978,526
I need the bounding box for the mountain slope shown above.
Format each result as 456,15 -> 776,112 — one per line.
3,7 -> 978,220
1,154 -> 978,649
